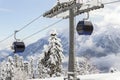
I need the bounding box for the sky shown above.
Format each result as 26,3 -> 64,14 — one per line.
0,0 -> 120,50
0,0 -> 66,49
0,0 -> 120,72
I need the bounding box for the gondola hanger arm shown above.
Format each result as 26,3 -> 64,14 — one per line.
83,12 -> 89,20
14,30 -> 20,42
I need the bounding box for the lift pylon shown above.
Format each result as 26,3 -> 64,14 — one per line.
43,0 -> 104,80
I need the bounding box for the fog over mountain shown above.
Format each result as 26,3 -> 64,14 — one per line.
0,24 -> 120,72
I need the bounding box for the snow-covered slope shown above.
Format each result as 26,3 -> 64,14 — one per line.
28,72 -> 120,80
79,72 -> 120,80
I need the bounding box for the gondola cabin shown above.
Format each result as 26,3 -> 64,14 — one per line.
76,21 -> 93,35
12,42 -> 25,53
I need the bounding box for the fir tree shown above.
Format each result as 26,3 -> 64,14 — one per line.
37,59 -> 49,78
5,57 -> 14,80
13,55 -> 28,80
76,57 -> 99,75
14,54 -> 19,68
24,61 -> 29,75
41,30 -> 64,77
19,56 -> 24,71
28,57 -> 35,79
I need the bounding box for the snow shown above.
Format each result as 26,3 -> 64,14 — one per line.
28,72 -> 120,80
79,72 -> 120,80
28,76 -> 64,80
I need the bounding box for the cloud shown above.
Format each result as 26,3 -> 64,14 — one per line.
91,53 -> 120,71
90,1 -> 120,26
56,0 -> 120,25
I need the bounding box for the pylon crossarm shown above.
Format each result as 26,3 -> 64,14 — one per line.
64,3 -> 104,19
76,3 -> 104,15
43,1 -> 82,18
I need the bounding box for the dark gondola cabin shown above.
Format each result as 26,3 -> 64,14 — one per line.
76,21 -> 93,35
12,42 -> 25,53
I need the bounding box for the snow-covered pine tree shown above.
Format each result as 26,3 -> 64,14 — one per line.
5,57 -> 14,80
41,30 -> 64,77
37,60 -> 43,78
19,56 -> 24,71
0,61 -> 7,80
24,61 -> 29,75
13,54 -> 28,80
37,59 -> 48,78
76,57 -> 99,75
14,54 -> 19,68
28,57 -> 35,79
0,55 -> 29,80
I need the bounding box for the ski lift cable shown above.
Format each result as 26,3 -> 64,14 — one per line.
0,19 -> 63,61
0,34 -> 14,43
0,0 -> 120,61
22,19 -> 63,41
20,1 -> 120,41
18,14 -> 43,32
0,14 -> 43,43
103,0 -> 120,5
0,0 -> 120,44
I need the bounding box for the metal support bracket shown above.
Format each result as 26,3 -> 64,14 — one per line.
14,30 -> 20,41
